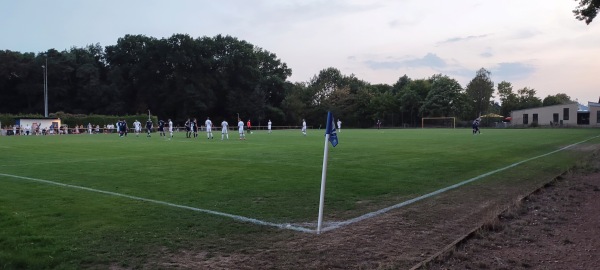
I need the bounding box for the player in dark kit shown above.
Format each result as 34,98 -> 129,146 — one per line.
192,118 -> 199,138
472,117 -> 481,134
158,119 -> 165,137
118,119 -> 128,137
185,118 -> 191,138
146,119 -> 153,137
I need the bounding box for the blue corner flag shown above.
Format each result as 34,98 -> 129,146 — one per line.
325,111 -> 338,147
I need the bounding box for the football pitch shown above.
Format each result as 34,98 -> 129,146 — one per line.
1,128 -> 599,268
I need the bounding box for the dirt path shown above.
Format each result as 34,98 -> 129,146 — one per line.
156,149 -> 600,270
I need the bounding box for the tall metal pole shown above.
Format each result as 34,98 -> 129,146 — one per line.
44,57 -> 48,117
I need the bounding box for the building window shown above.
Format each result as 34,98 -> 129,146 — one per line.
533,114 -> 538,124
563,108 -> 569,120
597,111 -> 600,124
523,114 -> 529,125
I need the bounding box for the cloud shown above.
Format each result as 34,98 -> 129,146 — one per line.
491,62 -> 535,81
365,53 -> 446,70
480,47 -> 493,58
436,34 -> 488,45
511,29 -> 541,39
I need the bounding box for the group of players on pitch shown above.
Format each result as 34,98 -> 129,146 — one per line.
115,117 -> 283,140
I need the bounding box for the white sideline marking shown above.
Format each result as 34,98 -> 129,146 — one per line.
1,135 -> 597,234
0,173 -> 313,233
318,135 -> 599,233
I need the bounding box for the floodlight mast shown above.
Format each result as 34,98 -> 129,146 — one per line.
42,57 -> 48,117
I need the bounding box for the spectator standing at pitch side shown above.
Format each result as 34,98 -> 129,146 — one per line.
238,118 -> 246,140
221,119 -> 229,140
376,119 -> 382,130
205,117 -> 214,139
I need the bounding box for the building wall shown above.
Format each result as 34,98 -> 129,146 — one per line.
510,103 -> 579,127
589,102 -> 600,127
16,118 -> 62,130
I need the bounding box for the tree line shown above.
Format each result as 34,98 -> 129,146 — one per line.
0,33 -> 574,127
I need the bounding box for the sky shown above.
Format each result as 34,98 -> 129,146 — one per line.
1,0 -> 599,104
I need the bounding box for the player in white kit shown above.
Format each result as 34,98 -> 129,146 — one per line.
267,119 -> 272,134
168,119 -> 173,138
238,119 -> 245,140
133,120 -> 142,136
221,120 -> 229,140
302,119 -> 307,136
205,117 -> 214,139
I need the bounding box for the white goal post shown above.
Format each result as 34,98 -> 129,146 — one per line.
421,117 -> 456,129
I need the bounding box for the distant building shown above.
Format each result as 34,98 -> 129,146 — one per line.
510,101 -> 600,127
16,118 -> 62,130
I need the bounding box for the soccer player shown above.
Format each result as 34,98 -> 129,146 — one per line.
146,119 -> 153,137
472,117 -> 481,135
133,119 -> 142,136
205,117 -> 214,139
185,118 -> 191,138
267,119 -> 272,133
192,118 -> 199,138
376,119 -> 382,130
238,118 -> 245,140
168,119 -> 173,138
302,119 -> 307,136
221,119 -> 229,140
118,119 -> 127,137
158,119 -> 165,137
337,119 -> 342,133
246,119 -> 252,134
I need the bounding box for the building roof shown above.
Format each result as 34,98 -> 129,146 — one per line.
510,102 -> 578,113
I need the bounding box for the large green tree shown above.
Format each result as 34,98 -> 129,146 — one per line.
497,81 -> 518,117
517,87 -> 543,109
542,93 -> 573,106
419,74 -> 464,117
465,68 -> 494,117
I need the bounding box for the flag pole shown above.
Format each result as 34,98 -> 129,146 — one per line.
317,131 -> 330,234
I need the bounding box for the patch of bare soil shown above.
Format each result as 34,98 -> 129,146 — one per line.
154,149 -> 600,270
427,163 -> 600,269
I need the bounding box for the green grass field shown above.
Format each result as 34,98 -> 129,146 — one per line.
1,128 -> 599,269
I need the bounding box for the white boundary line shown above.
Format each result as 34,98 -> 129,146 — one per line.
318,135 -> 599,232
0,173 -> 312,233
1,135 -> 597,234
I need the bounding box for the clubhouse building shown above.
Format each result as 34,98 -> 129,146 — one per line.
510,101 -> 600,127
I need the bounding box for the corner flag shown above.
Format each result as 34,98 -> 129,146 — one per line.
325,111 -> 338,147
317,111 -> 339,234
